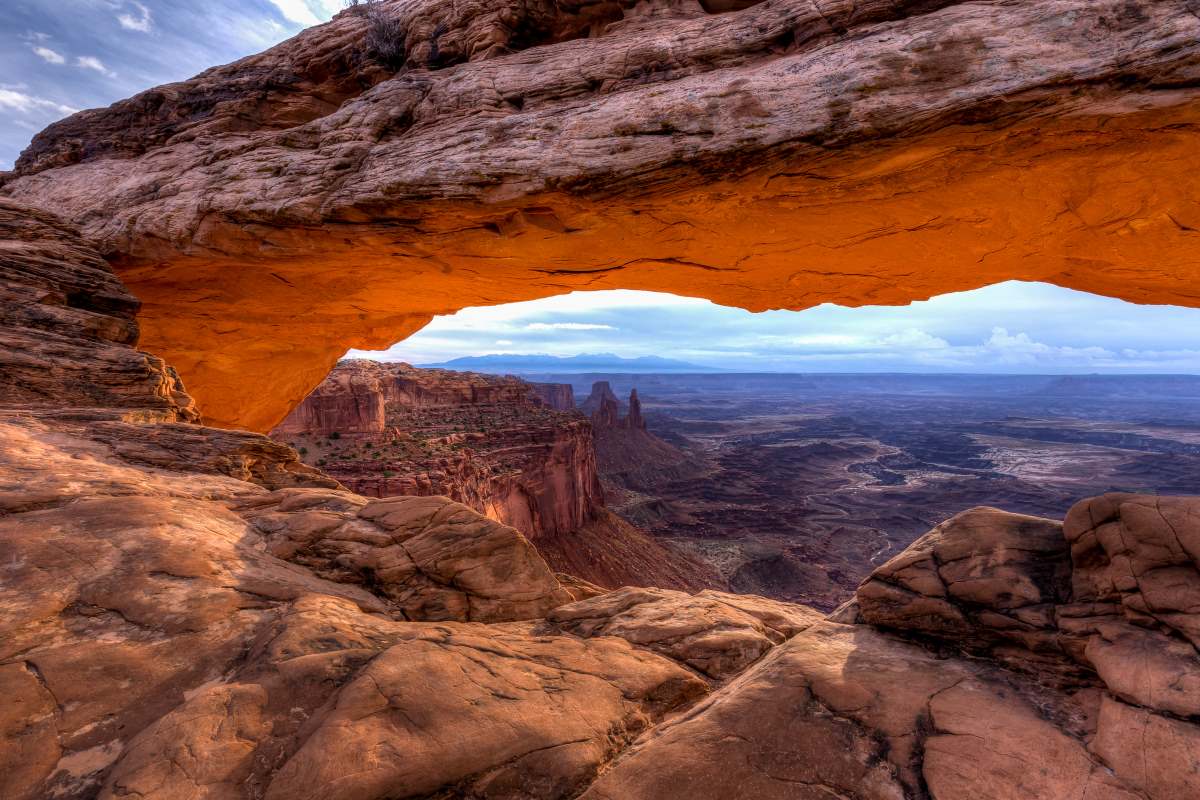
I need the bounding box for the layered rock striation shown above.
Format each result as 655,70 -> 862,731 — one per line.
272,360 -> 717,591
274,359 -> 604,536
3,1 -> 1199,431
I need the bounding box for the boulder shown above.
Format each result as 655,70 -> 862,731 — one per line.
547,585 -> 822,678
857,506 -> 1072,664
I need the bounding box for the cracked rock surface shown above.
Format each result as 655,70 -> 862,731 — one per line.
4,159 -> 1200,799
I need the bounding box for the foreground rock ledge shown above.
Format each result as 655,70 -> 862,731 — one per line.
3,0 -> 1200,430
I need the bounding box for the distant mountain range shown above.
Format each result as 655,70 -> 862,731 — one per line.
420,353 -> 726,374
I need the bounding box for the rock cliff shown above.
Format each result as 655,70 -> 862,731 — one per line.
3,197 -> 1200,797
274,360 -> 603,534
273,360 -> 716,591
3,0 -> 1199,431
530,381 -> 576,411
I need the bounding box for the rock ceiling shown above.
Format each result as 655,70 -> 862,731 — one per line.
3,0 -> 1198,431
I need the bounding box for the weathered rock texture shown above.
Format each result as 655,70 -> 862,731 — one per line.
0,198 -> 711,800
274,361 -> 603,532
0,198 -> 197,422
5,0 -> 1200,431
272,359 -> 718,591
3,194 -> 1200,797
583,501 -> 1200,800
4,2 -> 1200,793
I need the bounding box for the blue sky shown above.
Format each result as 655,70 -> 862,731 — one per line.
6,2 -> 1200,373
351,283 -> 1200,373
0,0 -> 340,170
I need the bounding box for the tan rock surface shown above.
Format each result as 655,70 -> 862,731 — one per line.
582,620 -> 1142,800
0,198 -> 197,422
4,1 -> 1199,430
1063,493 -> 1200,716
548,585 -> 822,677
857,506 -> 1074,668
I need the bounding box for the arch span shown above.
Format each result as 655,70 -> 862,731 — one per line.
3,0 -> 1199,430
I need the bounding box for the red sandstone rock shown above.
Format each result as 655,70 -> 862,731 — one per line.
7,126 -> 1200,800
531,381 -> 576,411
0,198 -> 197,423
272,359 -> 717,591
4,2 -> 1200,432
857,506 -> 1075,671
582,381 -> 622,428
548,585 -> 822,678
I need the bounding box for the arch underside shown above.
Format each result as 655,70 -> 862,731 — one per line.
2,0 -> 1198,430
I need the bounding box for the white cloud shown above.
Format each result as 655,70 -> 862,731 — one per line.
879,328 -> 951,350
75,56 -> 116,77
117,2 -> 153,32
495,339 -> 514,346
791,333 -> 863,348
266,0 -> 344,27
0,87 -> 79,116
525,322 -> 616,331
32,46 -> 65,65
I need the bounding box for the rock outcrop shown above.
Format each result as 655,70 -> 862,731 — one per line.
4,0 -> 1199,431
581,380 -> 622,426
0,199 -> 713,800
0,198 -> 197,423
4,201 -> 1200,798
856,506 -> 1076,671
531,381 -> 576,411
582,500 -> 1200,800
272,360 -> 718,591
548,586 -> 824,678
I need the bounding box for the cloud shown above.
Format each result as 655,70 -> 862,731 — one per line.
981,327 -> 1113,364
32,46 -> 65,64
879,328 -> 951,350
0,87 -> 78,116
266,0 -> 343,27
75,55 -> 116,77
495,339 -> 514,346
117,2 -> 152,32
525,322 -> 616,331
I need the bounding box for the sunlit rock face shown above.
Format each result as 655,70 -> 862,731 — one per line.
270,360 -> 720,591
3,0 -> 1199,431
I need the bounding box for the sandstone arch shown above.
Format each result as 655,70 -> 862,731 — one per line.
3,0 -> 1199,431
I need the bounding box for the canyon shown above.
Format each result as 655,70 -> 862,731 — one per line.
548,372 -> 1200,608
271,361 -> 716,591
2,0 -> 1200,798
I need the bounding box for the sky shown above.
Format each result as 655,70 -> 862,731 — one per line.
0,0 -> 342,170
348,283 -> 1200,374
6,2 -> 1200,373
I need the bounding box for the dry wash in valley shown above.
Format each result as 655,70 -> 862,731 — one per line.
2,0 -> 1200,798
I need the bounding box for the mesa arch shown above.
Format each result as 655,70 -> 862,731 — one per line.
3,0 -> 1200,431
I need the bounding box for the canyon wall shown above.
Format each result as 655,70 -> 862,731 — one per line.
2,1 -> 1199,431
274,360 -> 603,536
273,361 -> 716,590
530,382 -> 576,411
